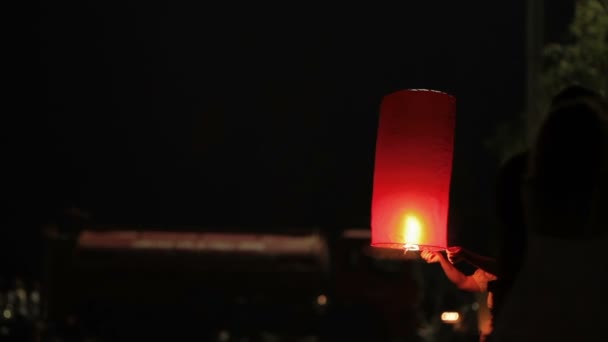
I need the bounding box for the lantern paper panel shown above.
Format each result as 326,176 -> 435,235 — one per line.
371,89 -> 456,251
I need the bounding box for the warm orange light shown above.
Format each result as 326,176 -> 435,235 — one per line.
404,214 -> 423,245
441,311 -> 460,323
371,89 -> 456,251
317,294 -> 328,306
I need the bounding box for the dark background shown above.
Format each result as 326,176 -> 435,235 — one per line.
4,1 -> 532,277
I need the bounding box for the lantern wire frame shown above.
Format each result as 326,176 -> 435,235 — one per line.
371,242 -> 446,252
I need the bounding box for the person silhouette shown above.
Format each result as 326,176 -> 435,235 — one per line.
490,151 -> 529,322
492,85 -> 608,341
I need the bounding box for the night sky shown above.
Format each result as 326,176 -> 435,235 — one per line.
5,1 -> 527,271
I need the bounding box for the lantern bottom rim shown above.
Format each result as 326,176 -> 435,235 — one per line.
370,242 -> 445,251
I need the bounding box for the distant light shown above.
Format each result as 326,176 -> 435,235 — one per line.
342,229 -> 371,239
218,330 -> 230,342
317,294 -> 328,306
441,311 -> 460,323
2,309 -> 12,320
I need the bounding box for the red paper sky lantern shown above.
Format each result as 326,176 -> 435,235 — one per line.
371,89 -> 456,251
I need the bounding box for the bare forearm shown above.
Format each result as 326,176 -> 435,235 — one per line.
438,256 -> 468,287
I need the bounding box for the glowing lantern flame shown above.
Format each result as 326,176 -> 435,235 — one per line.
404,215 -> 422,244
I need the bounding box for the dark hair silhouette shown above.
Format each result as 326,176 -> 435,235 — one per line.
550,85 -> 603,106
527,85 -> 608,238
489,151 -> 529,324
496,152 -> 528,230
495,151 -> 528,279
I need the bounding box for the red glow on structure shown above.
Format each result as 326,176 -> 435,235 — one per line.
371,89 -> 456,251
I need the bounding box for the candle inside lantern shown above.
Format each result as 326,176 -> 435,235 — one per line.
404,214 -> 422,250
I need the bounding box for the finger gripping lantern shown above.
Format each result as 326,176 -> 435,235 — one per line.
371,89 -> 456,251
